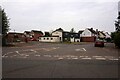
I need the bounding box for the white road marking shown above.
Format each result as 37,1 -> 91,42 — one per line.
79,56 -> 84,58
84,56 -> 89,58
104,56 -> 113,58
30,49 -> 34,51
67,57 -> 71,59
2,52 -> 13,57
44,55 -> 51,57
110,58 -> 119,61
109,59 -> 117,61
22,49 -> 31,52
41,47 -> 59,51
58,57 -> 63,60
82,48 -> 86,51
52,47 -> 59,49
104,56 -> 114,60
70,55 -> 78,58
30,49 -> 38,53
2,56 -> 8,58
3,47 -> 60,58
75,49 -> 81,51
42,48 -> 51,51
75,48 -> 86,52
15,51 -> 22,56
16,51 -> 30,57
35,55 -> 41,57
81,58 -> 92,60
95,58 -> 106,60
25,55 -> 29,57
65,55 -> 72,57
93,56 -> 103,58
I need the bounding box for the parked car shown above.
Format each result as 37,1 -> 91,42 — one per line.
94,39 -> 104,47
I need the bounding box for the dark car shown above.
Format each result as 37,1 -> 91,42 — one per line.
94,39 -> 104,47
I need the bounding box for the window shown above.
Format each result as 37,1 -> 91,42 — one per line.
39,38 -> 41,40
47,38 -> 49,40
51,38 -> 53,40
44,38 -> 45,40
65,33 -> 68,35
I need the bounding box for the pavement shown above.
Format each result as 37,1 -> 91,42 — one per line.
2,41 -> 120,78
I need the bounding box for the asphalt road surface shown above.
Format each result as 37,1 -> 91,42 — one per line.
2,42 -> 120,78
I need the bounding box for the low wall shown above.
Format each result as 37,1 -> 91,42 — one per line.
39,37 -> 60,42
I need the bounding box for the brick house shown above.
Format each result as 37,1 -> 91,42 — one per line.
24,31 -> 31,41
80,28 -> 97,42
30,30 -> 43,41
6,32 -> 26,43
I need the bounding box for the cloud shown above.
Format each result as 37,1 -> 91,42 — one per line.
1,0 -> 119,32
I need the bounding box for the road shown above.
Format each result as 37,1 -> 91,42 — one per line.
2,42 -> 120,78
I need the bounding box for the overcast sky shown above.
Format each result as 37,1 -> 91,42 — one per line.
1,0 -> 120,33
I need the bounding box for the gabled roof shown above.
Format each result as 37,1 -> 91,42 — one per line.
7,32 -> 24,37
78,30 -> 84,34
8,32 -> 24,35
99,31 -> 106,36
88,28 -> 97,34
24,31 -> 31,34
103,32 -> 111,38
44,32 -> 50,34
117,15 -> 120,19
97,31 -> 106,38
31,30 -> 43,34
63,31 -> 70,33
52,28 -> 64,33
55,28 -> 64,31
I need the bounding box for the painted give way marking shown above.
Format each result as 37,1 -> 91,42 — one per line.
75,48 -> 86,51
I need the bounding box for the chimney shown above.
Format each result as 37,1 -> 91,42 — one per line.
96,29 -> 98,32
96,29 -> 99,35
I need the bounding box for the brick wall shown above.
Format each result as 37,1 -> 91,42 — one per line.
6,33 -> 26,43
81,36 -> 96,42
